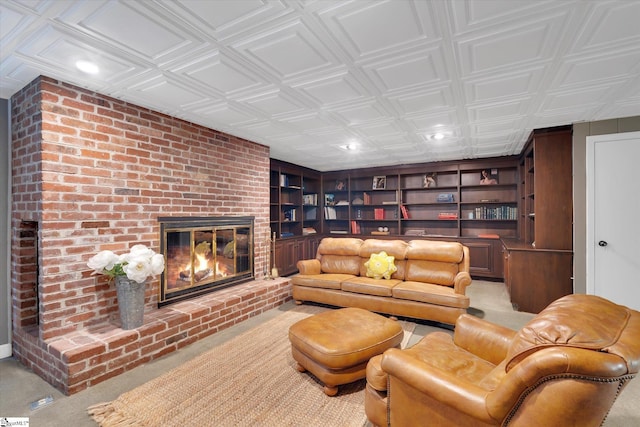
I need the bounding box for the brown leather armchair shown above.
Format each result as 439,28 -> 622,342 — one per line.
365,294 -> 640,426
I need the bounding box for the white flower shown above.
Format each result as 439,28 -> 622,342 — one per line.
87,244 -> 164,283
123,255 -> 153,283
129,244 -> 155,259
87,250 -> 119,274
150,253 -> 165,276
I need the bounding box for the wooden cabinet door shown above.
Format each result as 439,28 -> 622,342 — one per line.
461,238 -> 503,279
304,236 -> 321,259
506,249 -> 573,313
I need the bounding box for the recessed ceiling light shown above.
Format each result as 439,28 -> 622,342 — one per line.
75,60 -> 99,74
340,142 -> 358,151
433,132 -> 445,140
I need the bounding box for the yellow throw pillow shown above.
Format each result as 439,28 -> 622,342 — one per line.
365,251 -> 397,280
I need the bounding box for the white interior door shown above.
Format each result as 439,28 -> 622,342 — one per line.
586,131 -> 640,310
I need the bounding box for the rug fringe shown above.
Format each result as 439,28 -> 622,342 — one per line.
87,401 -> 140,426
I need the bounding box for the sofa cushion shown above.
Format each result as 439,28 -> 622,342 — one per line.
320,255 -> 361,275
291,273 -> 356,290
365,251 -> 397,280
360,239 -> 408,280
360,239 -> 409,259
395,330 -> 496,385
342,276 -> 401,297
393,281 -> 470,308
317,237 -> 363,256
407,240 -> 464,263
404,260 -> 458,286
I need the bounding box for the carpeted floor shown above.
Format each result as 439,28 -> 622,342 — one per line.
88,304 -> 415,427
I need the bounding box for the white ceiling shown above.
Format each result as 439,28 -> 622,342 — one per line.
2,0 -> 639,171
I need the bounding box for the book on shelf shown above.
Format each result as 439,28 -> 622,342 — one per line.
281,232 -> 294,237
279,174 -> 299,188
350,220 -> 361,235
324,206 -> 337,219
438,212 -> 458,219
330,230 -> 348,234
335,200 -> 350,206
283,208 -> 296,221
374,208 -> 384,220
363,192 -> 371,205
473,206 -> 517,220
400,205 -> 410,219
478,233 -> 500,239
302,227 -> 317,235
371,231 -> 390,235
303,194 -> 318,205
404,228 -> 426,236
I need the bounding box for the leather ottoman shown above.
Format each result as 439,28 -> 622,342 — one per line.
288,307 -> 403,396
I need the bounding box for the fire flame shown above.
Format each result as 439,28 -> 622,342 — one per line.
196,253 -> 209,272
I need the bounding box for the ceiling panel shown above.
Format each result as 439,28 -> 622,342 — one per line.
1,0 -> 639,171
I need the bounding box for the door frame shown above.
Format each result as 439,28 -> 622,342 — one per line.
585,131 -> 640,296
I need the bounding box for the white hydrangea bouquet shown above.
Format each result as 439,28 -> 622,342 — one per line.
87,244 -> 165,284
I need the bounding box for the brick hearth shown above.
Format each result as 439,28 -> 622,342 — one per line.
18,278 -> 292,395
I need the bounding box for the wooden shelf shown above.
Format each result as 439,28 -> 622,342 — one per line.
270,159 -> 321,239
320,158 -> 519,240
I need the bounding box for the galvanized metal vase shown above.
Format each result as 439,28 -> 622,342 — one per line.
115,276 -> 145,329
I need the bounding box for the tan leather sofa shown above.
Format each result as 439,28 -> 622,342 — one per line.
292,237 -> 472,325
365,294 -> 640,427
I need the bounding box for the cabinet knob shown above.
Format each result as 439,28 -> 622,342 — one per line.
598,240 -> 608,247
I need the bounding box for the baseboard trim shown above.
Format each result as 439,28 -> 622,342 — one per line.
0,342 -> 12,359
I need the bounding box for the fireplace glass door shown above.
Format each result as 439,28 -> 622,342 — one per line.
160,219 -> 253,305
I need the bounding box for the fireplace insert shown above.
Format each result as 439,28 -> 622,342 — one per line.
158,216 -> 254,306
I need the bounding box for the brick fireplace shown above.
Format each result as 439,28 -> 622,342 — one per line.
10,76 -> 292,394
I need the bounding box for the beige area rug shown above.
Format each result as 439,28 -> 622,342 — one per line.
88,304 -> 415,427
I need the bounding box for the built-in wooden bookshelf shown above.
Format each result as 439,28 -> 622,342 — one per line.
504,126 -> 573,313
321,158 -> 519,240
270,160 -> 320,239
271,157 -> 519,278
518,127 -> 573,250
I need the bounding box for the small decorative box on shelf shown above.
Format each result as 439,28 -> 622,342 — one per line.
437,193 -> 455,202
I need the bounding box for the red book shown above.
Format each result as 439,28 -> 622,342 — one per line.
400,205 -> 409,219
438,212 -> 458,219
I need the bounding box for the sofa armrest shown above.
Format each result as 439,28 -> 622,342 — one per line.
382,348 -> 493,423
453,271 -> 472,294
453,314 -> 516,365
296,259 -> 321,275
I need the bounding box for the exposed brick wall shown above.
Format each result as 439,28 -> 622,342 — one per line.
10,79 -> 43,331
10,75 -> 277,394
12,221 -> 39,328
